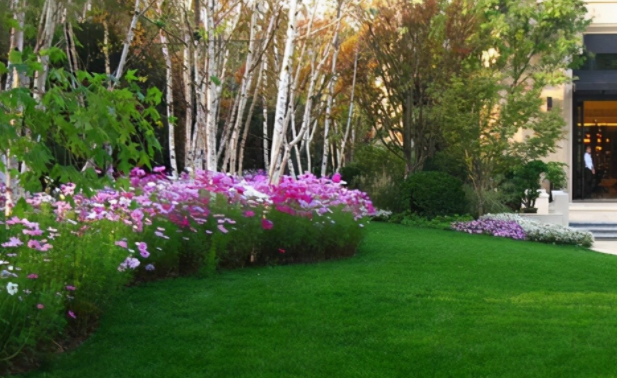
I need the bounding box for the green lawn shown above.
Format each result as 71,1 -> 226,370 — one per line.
21,223 -> 617,378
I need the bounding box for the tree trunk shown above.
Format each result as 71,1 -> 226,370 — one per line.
320,2 -> 343,178
158,0 -> 178,177
336,47 -> 358,172
268,0 -> 299,184
114,0 -> 141,84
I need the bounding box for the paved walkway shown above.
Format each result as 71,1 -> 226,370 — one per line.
592,241 -> 617,255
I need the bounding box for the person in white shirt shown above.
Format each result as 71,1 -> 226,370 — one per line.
584,146 -> 595,199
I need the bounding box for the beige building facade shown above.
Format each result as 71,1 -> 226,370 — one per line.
546,0 -> 617,202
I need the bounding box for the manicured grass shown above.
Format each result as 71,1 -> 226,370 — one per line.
21,223 -> 617,378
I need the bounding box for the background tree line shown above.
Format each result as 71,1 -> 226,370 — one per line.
0,0 -> 589,215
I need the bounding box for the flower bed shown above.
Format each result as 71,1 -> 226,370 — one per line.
0,170 -> 374,370
451,213 -> 593,248
451,218 -> 526,240
480,213 -> 593,248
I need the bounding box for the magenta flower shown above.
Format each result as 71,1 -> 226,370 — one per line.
279,248 -> 285,254
261,219 -> 273,230
27,274 -> 38,279
37,304 -> 44,309
243,210 -> 255,218
140,250 -> 150,258
218,225 -> 229,234
68,310 -> 76,319
332,173 -> 342,183
66,285 -> 76,291
153,166 -> 166,173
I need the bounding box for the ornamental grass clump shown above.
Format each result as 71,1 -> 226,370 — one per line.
451,218 -> 526,240
0,169 -> 374,370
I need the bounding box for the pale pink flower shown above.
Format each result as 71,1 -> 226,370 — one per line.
2,237 -> 23,248
115,240 -> 128,249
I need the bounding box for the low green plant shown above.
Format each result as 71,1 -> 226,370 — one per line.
394,212 -> 473,230
400,171 -> 468,218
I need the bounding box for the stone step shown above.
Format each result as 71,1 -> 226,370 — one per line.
569,203 -> 617,223
569,223 -> 617,240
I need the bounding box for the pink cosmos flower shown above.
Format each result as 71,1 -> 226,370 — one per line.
23,228 -> 43,236
279,248 -> 285,254
243,210 -> 255,217
153,166 -> 166,173
118,257 -> 140,272
261,219 -> 273,230
140,250 -> 150,258
2,237 -> 23,248
218,225 -> 229,234
27,240 -> 42,250
66,285 -> 76,291
6,217 -> 22,225
115,240 -> 128,249
27,274 -> 38,279
68,311 -> 76,319
37,304 -> 44,309
332,173 -> 342,183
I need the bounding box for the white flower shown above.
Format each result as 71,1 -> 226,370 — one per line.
6,282 -> 18,295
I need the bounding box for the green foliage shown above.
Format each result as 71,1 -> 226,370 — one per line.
438,0 -> 588,216
0,207 -> 135,366
342,145 -> 405,211
400,171 -> 468,218
393,212 -> 473,230
512,160 -> 548,209
545,161 -> 568,190
0,50 -> 161,194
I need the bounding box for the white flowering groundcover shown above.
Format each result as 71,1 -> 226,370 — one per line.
480,213 -> 594,248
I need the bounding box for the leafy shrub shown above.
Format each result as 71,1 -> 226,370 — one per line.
340,145 -> 405,211
400,171 -> 467,217
451,219 -> 526,240
480,213 -> 593,248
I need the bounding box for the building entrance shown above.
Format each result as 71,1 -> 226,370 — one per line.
573,97 -> 617,200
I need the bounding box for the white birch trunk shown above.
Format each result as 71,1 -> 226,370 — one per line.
33,0 -> 57,100
268,0 -> 299,183
238,60 -> 265,175
228,2 -> 260,175
336,47 -> 358,172
158,0 -> 178,177
114,0 -> 141,84
103,18 -> 111,81
183,28 -> 194,170
5,0 -> 25,91
320,1 -> 344,177
262,58 -> 270,171
204,0 -> 218,171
